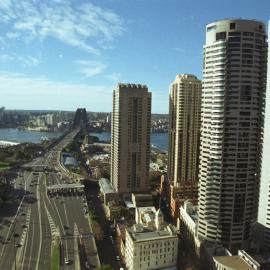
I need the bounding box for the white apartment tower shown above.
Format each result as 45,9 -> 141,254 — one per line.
258,20 -> 270,250
168,74 -> 202,204
111,83 -> 152,194
197,19 -> 267,253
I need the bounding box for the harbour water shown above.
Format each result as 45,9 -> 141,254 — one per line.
91,132 -> 168,151
0,128 -> 168,151
0,128 -> 62,144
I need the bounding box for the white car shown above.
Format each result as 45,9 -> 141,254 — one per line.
64,257 -> 70,265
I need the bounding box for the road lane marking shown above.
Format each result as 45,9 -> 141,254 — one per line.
21,218 -> 35,270
51,197 -> 69,261
35,174 -> 43,270
61,198 -> 71,261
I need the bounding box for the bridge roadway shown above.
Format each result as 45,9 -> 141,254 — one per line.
0,129 -> 100,269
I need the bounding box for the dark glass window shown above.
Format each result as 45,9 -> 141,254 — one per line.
243,32 -> 254,37
228,37 -> 241,42
216,32 -> 226,41
132,98 -> 138,143
230,22 -> 236,30
243,43 -> 253,48
228,43 -> 240,48
240,85 -> 252,101
229,31 -> 241,36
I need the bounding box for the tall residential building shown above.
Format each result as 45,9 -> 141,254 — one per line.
111,83 -> 152,194
168,74 -> 202,219
197,19 -> 267,253
258,20 -> 270,250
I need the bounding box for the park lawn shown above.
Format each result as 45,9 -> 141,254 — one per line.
51,244 -> 60,270
0,162 -> 10,172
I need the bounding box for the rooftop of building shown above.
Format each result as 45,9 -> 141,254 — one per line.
180,200 -> 198,223
127,207 -> 177,242
173,74 -> 201,83
118,83 -> 148,89
206,18 -> 265,26
127,224 -> 178,242
99,178 -> 117,194
214,256 -> 255,270
137,206 -> 156,217
124,200 -> 136,209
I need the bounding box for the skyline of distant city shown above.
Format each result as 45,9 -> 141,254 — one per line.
1,0 -> 270,113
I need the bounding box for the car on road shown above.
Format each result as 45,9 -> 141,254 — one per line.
116,255 -> 120,261
15,243 -> 22,248
64,258 -> 71,265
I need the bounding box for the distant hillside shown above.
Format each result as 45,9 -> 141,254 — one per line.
4,109 -> 168,120
87,112 -> 168,120
151,114 -> 168,120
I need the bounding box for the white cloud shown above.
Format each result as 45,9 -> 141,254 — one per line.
6,32 -> 19,39
76,60 -> 107,77
0,72 -> 113,111
0,54 -> 40,66
0,0 -> 125,54
106,72 -> 121,82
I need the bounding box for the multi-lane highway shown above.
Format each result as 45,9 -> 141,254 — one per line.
0,129 -> 100,270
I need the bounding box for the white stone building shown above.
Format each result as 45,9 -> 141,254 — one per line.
125,207 -> 178,270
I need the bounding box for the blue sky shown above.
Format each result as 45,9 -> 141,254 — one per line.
0,0 -> 269,113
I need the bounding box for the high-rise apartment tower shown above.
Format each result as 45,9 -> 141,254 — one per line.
197,19 -> 267,253
168,74 -> 202,219
258,20 -> 270,251
111,83 -> 152,194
